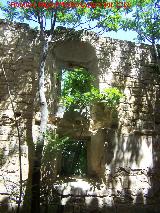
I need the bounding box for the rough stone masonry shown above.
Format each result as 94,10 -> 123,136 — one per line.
0,19 -> 160,212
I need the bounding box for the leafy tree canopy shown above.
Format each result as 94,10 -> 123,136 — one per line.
0,0 -> 153,33
120,0 -> 160,71
121,0 -> 160,44
61,68 -> 123,111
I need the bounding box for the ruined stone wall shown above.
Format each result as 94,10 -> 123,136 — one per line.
49,29 -> 160,212
0,20 -> 39,211
0,20 -> 160,212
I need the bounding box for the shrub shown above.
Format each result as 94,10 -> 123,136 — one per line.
60,68 -> 123,111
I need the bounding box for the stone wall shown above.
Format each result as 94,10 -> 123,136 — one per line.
0,19 -> 38,211
0,19 -> 160,212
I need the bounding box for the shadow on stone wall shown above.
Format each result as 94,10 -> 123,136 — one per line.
1,22 -> 160,212
39,36 -> 160,212
102,43 -> 160,211
146,82 -> 160,207
0,21 -> 38,212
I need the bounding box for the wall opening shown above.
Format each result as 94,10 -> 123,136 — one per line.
56,66 -> 92,117
60,139 -> 88,177
56,67 -> 93,177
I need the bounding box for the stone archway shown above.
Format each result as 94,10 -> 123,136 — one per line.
46,39 -> 110,177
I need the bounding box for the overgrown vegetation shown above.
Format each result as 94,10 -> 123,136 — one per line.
61,68 -> 124,111
43,130 -> 69,156
0,0 -> 153,212
121,1 -> 160,71
61,139 -> 87,176
43,130 -> 87,176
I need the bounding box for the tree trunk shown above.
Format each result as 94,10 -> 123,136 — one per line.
31,35 -> 49,213
153,43 -> 160,72
23,113 -> 35,213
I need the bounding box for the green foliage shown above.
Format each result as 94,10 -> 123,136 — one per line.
43,130 -> 87,176
61,140 -> 87,176
121,0 -> 160,44
61,68 -> 123,111
61,68 -> 95,110
0,0 -> 151,33
42,130 -> 69,172
44,130 -> 69,154
100,87 -> 124,106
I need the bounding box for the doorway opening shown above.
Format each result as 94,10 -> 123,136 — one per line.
60,139 -> 88,177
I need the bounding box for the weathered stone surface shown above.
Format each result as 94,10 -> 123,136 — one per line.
0,19 -> 160,211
